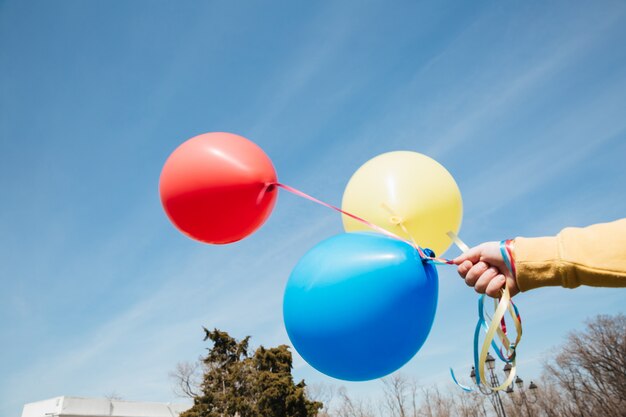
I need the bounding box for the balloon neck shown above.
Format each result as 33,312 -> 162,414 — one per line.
422,248 -> 436,258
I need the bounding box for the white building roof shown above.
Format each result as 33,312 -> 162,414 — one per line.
21,396 -> 190,417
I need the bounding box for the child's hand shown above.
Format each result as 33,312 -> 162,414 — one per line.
453,241 -> 519,297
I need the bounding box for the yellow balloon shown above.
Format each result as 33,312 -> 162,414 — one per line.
342,151 -> 462,256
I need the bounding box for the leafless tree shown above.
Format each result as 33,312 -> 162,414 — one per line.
335,387 -> 378,417
307,382 -> 337,417
169,360 -> 204,398
418,386 -> 455,417
448,388 -> 488,417
381,373 -> 414,417
381,373 -> 463,417
542,314 -> 625,417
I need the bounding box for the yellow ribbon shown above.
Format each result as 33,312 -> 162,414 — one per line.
478,286 -> 520,390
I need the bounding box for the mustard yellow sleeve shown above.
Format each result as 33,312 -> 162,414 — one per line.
513,218 -> 626,292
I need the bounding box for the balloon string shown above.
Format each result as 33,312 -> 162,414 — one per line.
273,182 -> 454,264
274,183 -> 406,242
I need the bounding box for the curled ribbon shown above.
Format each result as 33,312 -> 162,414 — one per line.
273,182 -> 523,392
450,236 -> 522,392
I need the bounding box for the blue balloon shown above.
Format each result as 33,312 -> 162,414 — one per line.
283,232 -> 438,381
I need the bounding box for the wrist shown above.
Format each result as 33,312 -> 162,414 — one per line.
504,239 -> 516,277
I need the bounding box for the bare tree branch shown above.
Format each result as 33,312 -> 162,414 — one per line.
169,360 -> 203,399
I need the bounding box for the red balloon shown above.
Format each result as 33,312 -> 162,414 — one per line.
159,132 -> 278,244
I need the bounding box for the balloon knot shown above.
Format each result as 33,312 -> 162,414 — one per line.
388,215 -> 403,225
256,183 -> 276,205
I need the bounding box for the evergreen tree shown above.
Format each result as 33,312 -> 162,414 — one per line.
180,328 -> 322,417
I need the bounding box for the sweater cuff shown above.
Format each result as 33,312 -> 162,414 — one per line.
513,236 -> 563,291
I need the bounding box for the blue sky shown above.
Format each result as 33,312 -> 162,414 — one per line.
1,1 -> 626,415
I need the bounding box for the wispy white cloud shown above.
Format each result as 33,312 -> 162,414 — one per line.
464,82 -> 626,218
247,3 -> 378,141
290,2 -> 626,208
